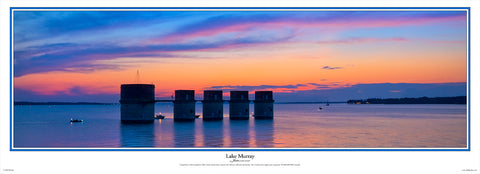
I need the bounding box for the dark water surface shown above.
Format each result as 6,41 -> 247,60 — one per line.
13,103 -> 467,148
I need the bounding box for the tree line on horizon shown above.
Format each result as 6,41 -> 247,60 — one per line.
347,96 -> 467,104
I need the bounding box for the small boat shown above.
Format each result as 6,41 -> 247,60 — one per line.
318,107 -> 323,111
154,114 -> 165,119
195,115 -> 200,118
70,118 -> 83,123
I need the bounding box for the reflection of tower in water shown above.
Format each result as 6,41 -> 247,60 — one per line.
120,123 -> 154,147
173,122 -> 196,147
252,91 -> 274,147
229,119 -> 251,147
254,119 -> 274,147
202,121 -> 224,147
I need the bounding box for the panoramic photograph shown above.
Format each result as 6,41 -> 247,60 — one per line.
12,9 -> 468,148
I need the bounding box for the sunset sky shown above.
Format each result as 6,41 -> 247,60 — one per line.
13,10 -> 468,102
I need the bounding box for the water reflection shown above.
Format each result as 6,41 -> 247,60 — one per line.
229,119 -> 251,147
14,104 -> 466,148
254,119 -> 274,147
173,121 -> 196,147
202,120 -> 224,147
120,123 -> 154,147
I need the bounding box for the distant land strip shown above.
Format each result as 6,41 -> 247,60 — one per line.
14,101 -> 117,105
347,96 -> 467,104
275,101 -> 346,104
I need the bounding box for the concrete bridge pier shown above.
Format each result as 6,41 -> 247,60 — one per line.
253,91 -> 274,119
202,90 -> 223,121
229,91 -> 250,120
120,84 -> 155,123
174,90 -> 196,121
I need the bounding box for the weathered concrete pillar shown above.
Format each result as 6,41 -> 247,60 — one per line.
174,90 -> 196,121
253,91 -> 274,119
229,91 -> 250,120
202,90 -> 223,120
120,84 -> 155,123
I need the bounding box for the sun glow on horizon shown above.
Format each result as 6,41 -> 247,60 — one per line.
13,10 -> 467,101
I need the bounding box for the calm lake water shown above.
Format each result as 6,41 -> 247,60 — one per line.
13,103 -> 467,148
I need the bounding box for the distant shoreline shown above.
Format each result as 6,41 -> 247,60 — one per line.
275,101 -> 346,104
347,96 -> 467,104
14,96 -> 467,105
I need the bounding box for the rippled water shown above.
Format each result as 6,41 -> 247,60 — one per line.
13,103 -> 467,148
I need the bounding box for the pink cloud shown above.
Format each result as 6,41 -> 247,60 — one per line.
317,37 -> 409,44
149,13 -> 465,45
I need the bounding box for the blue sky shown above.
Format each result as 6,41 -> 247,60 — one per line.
13,10 -> 467,102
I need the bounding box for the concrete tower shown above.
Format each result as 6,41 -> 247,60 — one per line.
202,90 -> 223,120
253,91 -> 274,119
229,91 -> 250,120
120,84 -> 155,123
174,90 -> 196,121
